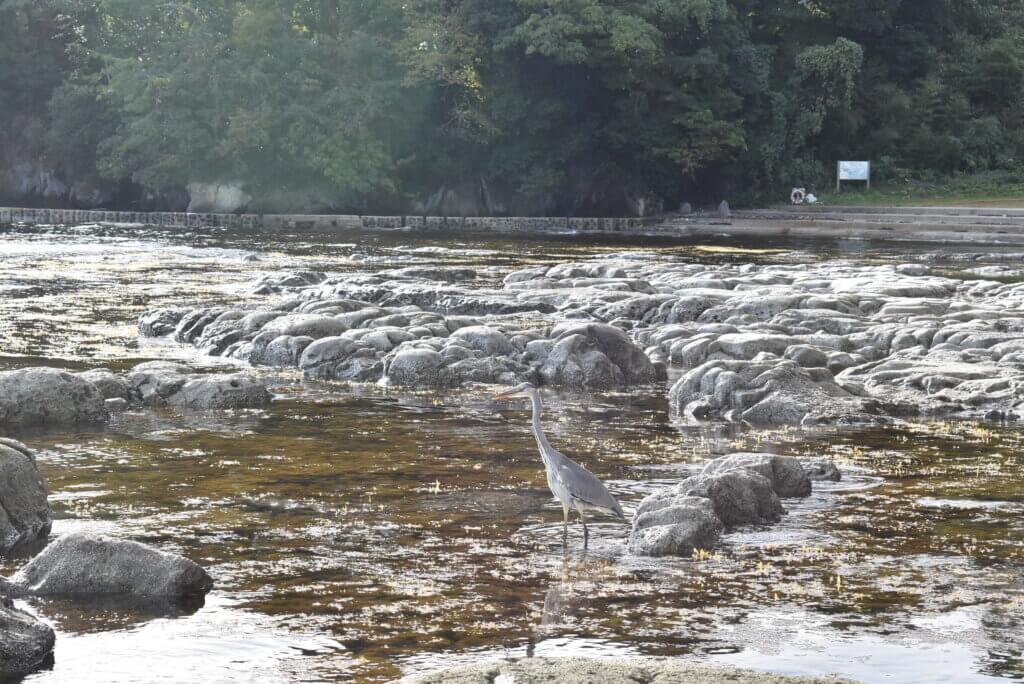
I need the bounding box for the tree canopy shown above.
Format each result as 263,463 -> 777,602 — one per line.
2,0 -> 1023,214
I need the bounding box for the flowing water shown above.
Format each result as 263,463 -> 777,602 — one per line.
0,223 -> 1022,683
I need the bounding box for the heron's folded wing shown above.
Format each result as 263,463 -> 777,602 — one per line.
556,459 -> 619,511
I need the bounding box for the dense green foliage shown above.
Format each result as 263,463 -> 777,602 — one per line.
2,0 -> 1024,213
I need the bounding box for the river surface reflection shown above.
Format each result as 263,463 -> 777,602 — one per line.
0,223 -> 1021,682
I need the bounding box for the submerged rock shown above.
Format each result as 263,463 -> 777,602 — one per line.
0,368 -> 109,433
804,459 -> 843,482
0,598 -> 55,678
8,533 -> 213,600
0,440 -> 51,553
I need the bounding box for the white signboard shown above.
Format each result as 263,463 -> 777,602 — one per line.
837,161 -> 870,190
839,161 -> 870,180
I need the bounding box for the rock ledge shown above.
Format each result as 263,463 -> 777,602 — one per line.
398,656 -> 858,683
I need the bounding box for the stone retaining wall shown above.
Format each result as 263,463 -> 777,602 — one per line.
0,207 -> 660,234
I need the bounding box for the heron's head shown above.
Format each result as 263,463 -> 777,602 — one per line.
491,382 -> 536,400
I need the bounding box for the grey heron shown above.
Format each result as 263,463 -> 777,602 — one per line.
492,382 -> 625,547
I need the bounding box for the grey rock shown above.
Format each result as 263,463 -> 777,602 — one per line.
9,533 -> 213,599
804,459 -> 842,482
126,361 -> 191,407
449,326 -> 514,355
629,495 -> 722,557
138,308 -> 185,337
165,374 -> 272,410
669,358 -> 882,427
382,266 -> 477,283
174,307 -> 229,344
784,345 -> 829,368
0,368 -> 109,433
125,363 -> 270,410
701,453 -> 812,498
0,440 -> 51,552
250,335 -> 313,367
0,598 -> 55,678
629,453 -> 836,557
251,270 -> 326,293
77,369 -> 132,400
541,322 -> 657,389
674,469 -> 784,525
300,336 -> 385,381
386,348 -> 448,388
259,313 -> 348,339
104,397 -> 130,413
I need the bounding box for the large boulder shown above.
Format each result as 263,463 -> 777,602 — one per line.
0,599 -> 55,678
9,534 -> 213,600
0,368 -> 109,433
0,440 -> 51,553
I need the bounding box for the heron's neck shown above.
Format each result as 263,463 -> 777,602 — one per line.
528,391 -> 554,459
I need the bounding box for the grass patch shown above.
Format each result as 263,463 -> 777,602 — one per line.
815,170 -> 1024,207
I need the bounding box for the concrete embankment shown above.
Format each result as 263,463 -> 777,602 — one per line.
675,205 -> 1024,244
0,207 -> 660,235
6,204 -> 1024,244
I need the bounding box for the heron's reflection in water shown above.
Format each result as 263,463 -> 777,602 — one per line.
527,551 -> 619,657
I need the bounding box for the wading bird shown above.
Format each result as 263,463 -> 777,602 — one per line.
492,382 -> 625,547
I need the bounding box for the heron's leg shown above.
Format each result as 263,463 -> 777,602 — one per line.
579,509 -> 589,549
561,504 -> 569,548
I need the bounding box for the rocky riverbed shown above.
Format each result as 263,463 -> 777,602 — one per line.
138,252 -> 1024,425
1,223 -> 1022,682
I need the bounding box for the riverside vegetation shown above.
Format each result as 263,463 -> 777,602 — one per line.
3,1 -> 1024,214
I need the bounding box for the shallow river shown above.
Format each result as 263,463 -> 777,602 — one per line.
0,224 -> 1022,683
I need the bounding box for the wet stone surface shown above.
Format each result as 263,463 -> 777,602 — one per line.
0,224 -> 1022,683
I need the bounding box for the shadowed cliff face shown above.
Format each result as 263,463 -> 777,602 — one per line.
0,223 -> 1021,683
